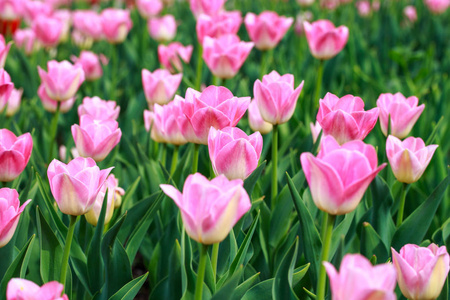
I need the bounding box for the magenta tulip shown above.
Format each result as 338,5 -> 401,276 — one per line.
196,11 -> 242,44
317,93 -> 379,145
37,84 -> 76,113
300,135 -> 386,215
7,278 -> 68,300
148,15 -> 177,43
136,0 -> 163,19
304,19 -> 349,60
248,99 -> 273,134
324,254 -> 397,300
77,96 -> 120,121
160,173 -> 251,244
424,0 -> 450,14
0,189 -> 31,248
158,42 -> 193,73
386,135 -> 438,184
0,34 -> 11,68
72,51 -> 107,81
142,68 -> 182,105
0,129 -> 33,182
32,15 -> 63,48
392,244 -> 450,300
47,157 -> 112,216
189,0 -> 226,18
254,70 -> 304,125
100,8 -> 132,44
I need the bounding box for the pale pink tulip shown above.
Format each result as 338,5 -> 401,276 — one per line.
248,99 -> 273,134
377,92 -> 424,139
101,8 -> 132,44
202,34 -> 254,79
404,6 -> 418,23
136,0 -> 163,19
304,20 -> 349,60
78,96 -> 120,121
0,69 -> 13,110
7,278 -> 67,300
4,88 -> 22,117
208,126 -> 262,180
196,11 -> 242,44
23,0 -> 53,24
142,68 -> 182,105
0,0 -> 23,21
72,51 -> 107,81
0,34 -> 11,68
324,254 -> 397,300
386,135 -> 438,184
13,28 -> 39,55
71,115 -> 122,162
0,189 -> 31,248
0,129 -> 33,182
72,10 -> 103,41
181,85 -> 250,144
148,15 -> 177,43
424,0 -> 450,14
47,157 -> 112,215
160,173 -> 251,244
158,42 -> 193,73
32,15 -> 63,47
38,60 -> 85,102
392,244 -> 450,300
300,135 -> 386,215
317,93 -> 379,145
53,9 -> 71,42
310,121 -> 322,145
37,84 -> 76,113
189,0 -> 226,18
254,70 -> 304,125
356,1 -> 371,17
244,11 -> 293,50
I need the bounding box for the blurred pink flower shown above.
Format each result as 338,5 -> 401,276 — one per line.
32,15 -> 63,47
142,68 -> 182,105
297,0 -> 315,6
72,51 -> 107,81
196,11 -> 242,44
0,0 -> 23,21
22,0 -> 53,24
424,0 -> 450,14
0,69 -> 13,110
37,84 -> 76,113
4,88 -> 22,117
310,121 -> 322,145
0,34 -> 11,68
101,8 -> 133,44
294,11 -> 313,36
356,1 -> 371,17
148,15 -> 177,43
136,0 -> 163,19
158,42 -> 193,73
248,99 -> 273,134
0,129 -> 33,182
78,96 -> 120,121
7,278 -> 67,300
304,19 -> 349,60
0,189 -> 30,248
13,28 -> 39,55
189,0 -> 226,18
72,10 -> 103,41
320,0 -> 340,9
404,6 -> 418,23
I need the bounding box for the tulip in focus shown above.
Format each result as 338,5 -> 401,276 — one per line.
196,11 -> 242,44
13,29 -> 39,55
0,129 -> 33,182
392,244 -> 450,300
148,15 -> 177,43
386,135 -> 438,184
38,84 -> 76,113
404,6 -> 418,23
248,99 -> 273,134
7,278 -> 68,300
190,0 -> 227,18
377,92 -> 424,139
0,34 -> 11,68
324,254 -> 397,300
136,0 -> 163,19
47,157 -> 113,216
317,93 -> 379,145
300,135 -> 386,215
101,8 -> 133,44
0,189 -> 31,248
158,42 -> 193,73
424,0 -> 450,14
32,15 -> 63,48
244,11 -> 293,51
142,68 -> 182,105
254,71 -> 304,125
72,51 -> 107,81
304,20 -> 349,60
78,96 -> 120,121
160,173 -> 251,244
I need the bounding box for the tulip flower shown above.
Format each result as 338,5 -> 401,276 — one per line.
248,99 -> 273,134
0,0 -> 22,21
0,69 -> 13,110
294,12 -> 313,36
141,68 -> 182,105
47,157 -> 113,216
78,96 -> 120,121
23,1 -> 53,24
7,278 -> 68,300
202,34 -> 254,79
71,115 -> 122,162
386,135 -> 438,184
181,85 -> 250,145
356,1 -> 372,17
392,244 -> 450,300
320,0 -> 340,9
38,60 -> 85,102
100,8 -> 132,44
254,70 -> 304,125
0,129 -> 33,182
208,127 -> 262,180
424,0 -> 450,14
196,11 -> 242,44
310,121 -> 322,145
376,92 -> 424,139
300,135 -> 386,215
4,88 -> 22,117
324,254 -> 397,300
136,0 -> 163,19
189,0 -> 226,18
317,93 -> 379,145
72,51 -> 107,81
404,6 -> 418,23
72,10 -> 103,41
303,20 -> 349,60
53,9 -> 71,43
32,15 -> 63,48
244,11 -> 293,51
37,84 -> 76,113
13,29 -> 39,55
0,34 -> 11,68
0,189 -> 31,248
158,42 -> 193,73
148,15 -> 177,43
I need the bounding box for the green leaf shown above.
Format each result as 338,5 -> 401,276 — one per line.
119,176 -> 141,214
244,161 -> 266,197
330,211 -> 355,260
211,266 -> 243,300
361,222 -> 389,263
108,272 -> 149,300
232,272 -> 260,300
370,176 -> 395,248
273,237 -> 300,300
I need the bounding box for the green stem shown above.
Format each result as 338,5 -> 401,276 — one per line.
212,75 -> 221,86
160,144 -> 167,167
60,215 -> 78,289
316,213 -> 336,300
48,102 -> 61,162
170,146 -> 179,176
195,45 -> 203,90
211,243 -> 219,280
271,124 -> 278,208
194,244 -> 209,300
192,144 -> 200,174
313,60 -> 324,115
396,183 -> 409,227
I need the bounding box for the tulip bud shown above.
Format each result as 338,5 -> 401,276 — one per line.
304,19 -> 349,60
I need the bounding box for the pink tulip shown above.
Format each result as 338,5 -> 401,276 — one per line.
53,9 -> 71,42
78,96 -> 120,121
72,10 -> 103,41
71,115 -> 122,162
4,88 -> 22,117
101,8 -> 132,44
244,11 -> 293,50
71,51 -> 107,81
317,93 -> 379,145
356,1 -> 371,17
148,15 -> 177,43
0,34 -> 11,68
300,135 -> 386,215
376,92 -> 424,139
310,121 -> 322,145
0,129 -> 33,182
160,173 -> 251,244
38,60 -> 85,102
208,126 -> 262,180
37,84 -> 75,113
254,70 -> 304,125
23,0 -> 53,24
47,157 -> 113,215
181,85 -> 250,144
142,68 -> 182,105
0,0 -> 23,21
196,11 -> 242,44
392,244 -> 450,300
0,69 -> 13,110
304,20 -> 349,60
202,34 -> 254,79
31,15 -> 63,48
386,135 -> 438,184
404,6 -> 418,23
248,99 -> 273,134
7,278 -> 67,300
320,0 -> 340,9
324,254 -> 397,300
136,0 -> 163,19
0,189 -> 31,248
189,0 -> 226,18
424,0 -> 450,14
158,42 -> 193,73
294,11 -> 313,36
13,28 -> 39,55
